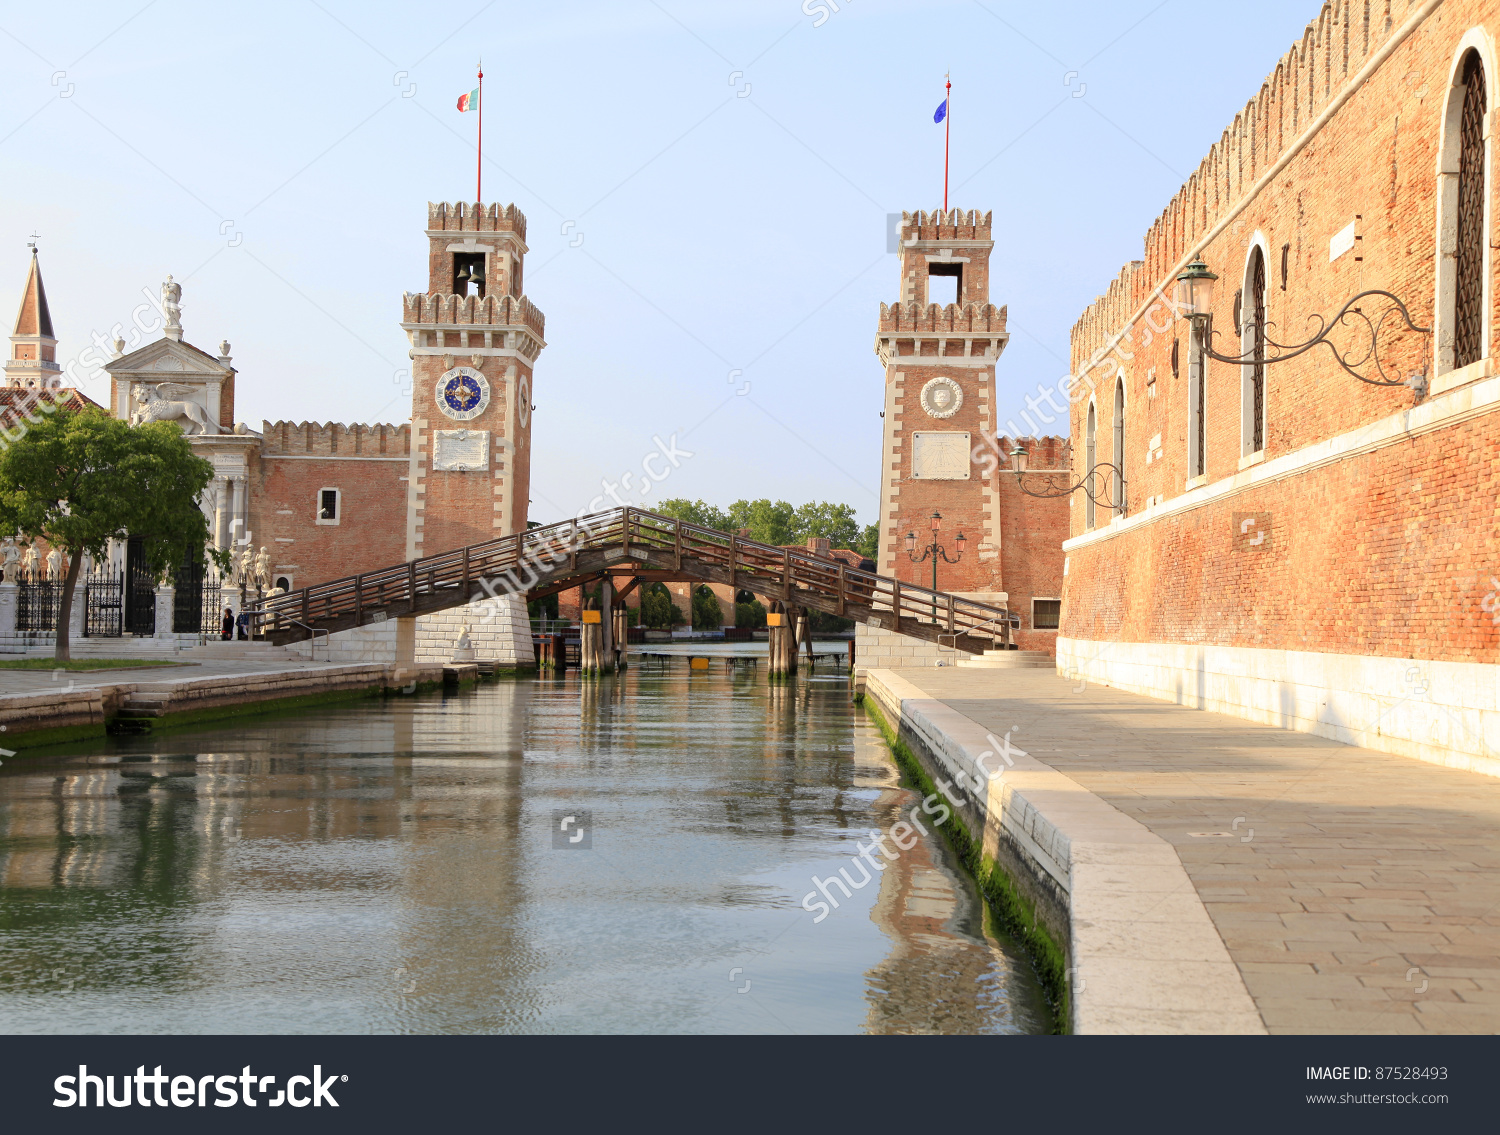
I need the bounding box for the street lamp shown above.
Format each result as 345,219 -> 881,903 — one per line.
1174,257 -> 1430,394
1011,442 -> 1126,514
907,511 -> 964,622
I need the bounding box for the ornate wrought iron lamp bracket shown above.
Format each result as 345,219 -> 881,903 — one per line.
1176,260 -> 1432,397
1010,450 -> 1127,516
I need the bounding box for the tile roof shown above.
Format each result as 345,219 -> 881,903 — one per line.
12,251 -> 53,339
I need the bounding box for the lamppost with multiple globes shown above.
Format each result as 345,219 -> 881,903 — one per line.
906,511 -> 965,622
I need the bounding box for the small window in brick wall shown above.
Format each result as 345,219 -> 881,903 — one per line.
316,488 -> 341,525
1032,598 -> 1061,630
275,576 -> 293,592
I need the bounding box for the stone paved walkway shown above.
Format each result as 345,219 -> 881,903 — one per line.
0,658 -> 336,695
892,667 -> 1500,1034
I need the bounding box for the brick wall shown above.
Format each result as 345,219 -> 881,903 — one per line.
1062,0 -> 1500,669
250,422 -> 410,588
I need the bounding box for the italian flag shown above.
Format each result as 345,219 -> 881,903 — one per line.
457,87 -> 479,112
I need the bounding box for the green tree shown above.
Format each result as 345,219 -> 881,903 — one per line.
653,498 -> 729,531
639,583 -> 675,629
855,523 -> 879,560
792,501 -> 862,549
0,408 -> 223,661
690,585 -> 724,630
725,499 -> 797,545
735,598 -> 767,629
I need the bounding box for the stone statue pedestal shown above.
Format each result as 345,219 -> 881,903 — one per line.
154,584 -> 175,639
0,582 -> 16,640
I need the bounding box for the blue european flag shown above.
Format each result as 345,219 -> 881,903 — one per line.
933,98 -> 948,124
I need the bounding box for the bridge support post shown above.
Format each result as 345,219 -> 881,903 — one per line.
769,601 -> 799,680
395,616 -> 416,664
612,605 -> 629,670
581,601 -> 602,673
600,578 -> 615,672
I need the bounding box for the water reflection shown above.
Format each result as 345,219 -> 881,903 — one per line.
0,667 -> 1046,1034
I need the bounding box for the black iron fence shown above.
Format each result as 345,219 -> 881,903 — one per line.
84,570 -> 123,637
16,569 -> 62,632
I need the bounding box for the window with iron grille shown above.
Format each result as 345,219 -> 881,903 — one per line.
316,488 -> 341,525
1084,404 -> 1096,530
1112,379 -> 1126,517
1250,247 -> 1266,453
1194,332 -> 1206,477
1455,51 -> 1487,369
1032,598 -> 1061,630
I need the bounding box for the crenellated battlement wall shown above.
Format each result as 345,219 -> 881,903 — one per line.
879,301 -> 1007,334
260,421 -> 411,457
997,434 -> 1069,470
899,209 -> 992,241
401,292 -> 545,337
427,201 -> 527,239
1071,0 -> 1406,368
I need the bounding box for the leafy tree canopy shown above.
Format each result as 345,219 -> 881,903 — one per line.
0,408 -> 224,659
654,497 -> 873,555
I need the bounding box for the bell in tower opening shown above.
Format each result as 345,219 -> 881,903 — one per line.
453,253 -> 486,298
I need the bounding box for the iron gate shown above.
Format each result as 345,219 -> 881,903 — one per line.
123,536 -> 155,636
172,556 -> 222,634
16,569 -> 60,632
84,570 -> 123,637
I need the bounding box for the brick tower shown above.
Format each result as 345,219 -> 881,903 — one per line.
874,209 -> 1009,596
860,209 -> 1069,663
400,201 -> 544,560
5,248 -> 61,389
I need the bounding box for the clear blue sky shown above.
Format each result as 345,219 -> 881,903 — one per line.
0,0 -> 1315,525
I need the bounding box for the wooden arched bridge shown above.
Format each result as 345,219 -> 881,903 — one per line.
248,507 -> 1013,653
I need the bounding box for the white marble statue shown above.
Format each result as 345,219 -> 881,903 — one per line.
235,545 -> 254,586
20,545 -> 38,577
452,623 -> 475,662
45,546 -> 62,580
129,382 -> 217,434
253,546 -> 271,590
161,275 -> 182,337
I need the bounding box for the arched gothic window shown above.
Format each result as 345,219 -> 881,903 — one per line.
1112,378 -> 1126,517
1455,51 -> 1487,369
1085,403 -> 1097,530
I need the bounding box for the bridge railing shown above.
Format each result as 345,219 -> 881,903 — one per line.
249,506 -> 1011,645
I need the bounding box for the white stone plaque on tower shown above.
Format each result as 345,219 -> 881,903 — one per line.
433,429 -> 490,472
911,431 -> 971,480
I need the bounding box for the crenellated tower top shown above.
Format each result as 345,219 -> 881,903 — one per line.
893,208 -> 995,309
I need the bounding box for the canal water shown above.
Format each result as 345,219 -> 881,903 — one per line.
0,666 -> 1050,1034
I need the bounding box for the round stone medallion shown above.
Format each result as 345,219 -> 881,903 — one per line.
920,376 -> 963,419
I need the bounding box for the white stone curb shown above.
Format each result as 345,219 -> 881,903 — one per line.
864,667 -> 1265,1035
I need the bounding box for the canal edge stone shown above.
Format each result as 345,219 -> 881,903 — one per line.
862,667 -> 1266,1036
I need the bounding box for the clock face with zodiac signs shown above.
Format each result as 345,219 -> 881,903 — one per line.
434,367 -> 490,422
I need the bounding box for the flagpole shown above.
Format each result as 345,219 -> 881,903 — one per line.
477,61 -> 484,203
942,76 -> 954,217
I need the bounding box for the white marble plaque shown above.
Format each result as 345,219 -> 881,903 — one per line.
433,429 -> 490,472
911,431 -> 971,480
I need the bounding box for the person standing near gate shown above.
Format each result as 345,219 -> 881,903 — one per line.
236,609 -> 250,641
221,606 -> 233,641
